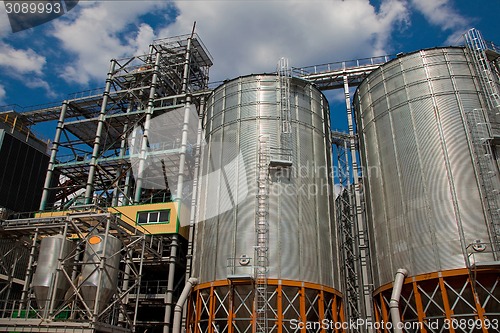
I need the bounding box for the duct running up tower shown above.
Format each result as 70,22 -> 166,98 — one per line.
354,47 -> 500,331
188,74 -> 342,333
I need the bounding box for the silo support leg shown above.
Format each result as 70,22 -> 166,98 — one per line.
412,281 -> 428,333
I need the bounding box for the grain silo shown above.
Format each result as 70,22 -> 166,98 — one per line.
354,43 -> 500,330
188,73 -> 343,333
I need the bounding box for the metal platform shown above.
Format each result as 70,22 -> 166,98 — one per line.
0,318 -> 131,333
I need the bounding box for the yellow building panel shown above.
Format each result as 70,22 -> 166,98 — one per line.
35,211 -> 70,218
109,202 -> 184,237
36,203 -> 188,238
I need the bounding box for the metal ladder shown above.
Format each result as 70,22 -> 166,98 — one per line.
342,75 -> 374,332
464,28 -> 500,257
332,134 -> 361,325
332,131 -> 374,333
465,29 -> 500,115
465,109 -> 500,257
255,135 -> 270,333
278,58 -> 292,159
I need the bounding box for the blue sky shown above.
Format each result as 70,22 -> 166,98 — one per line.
0,0 -> 498,131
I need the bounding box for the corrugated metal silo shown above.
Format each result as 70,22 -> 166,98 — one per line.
354,47 -> 500,329
32,235 -> 75,310
189,74 -> 342,333
81,234 -> 122,313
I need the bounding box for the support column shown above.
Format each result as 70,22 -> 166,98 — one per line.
299,287 -> 307,333
174,26 -> 195,207
134,49 -> 161,204
112,103 -> 132,207
39,101 -> 69,211
164,235 -> 179,333
85,60 -> 117,204
18,230 -> 38,315
48,223 -> 69,318
133,238 -> 146,331
1,248 -> 18,317
92,216 -> 111,321
166,30 -> 194,332
344,75 -> 373,331
185,97 -> 205,281
118,251 -> 132,324
182,97 -> 205,330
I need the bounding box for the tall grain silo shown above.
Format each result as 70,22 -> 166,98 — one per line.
354,46 -> 500,330
188,74 -> 342,333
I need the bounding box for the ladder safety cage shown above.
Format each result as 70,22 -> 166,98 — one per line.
255,135 -> 271,333
464,28 -> 500,259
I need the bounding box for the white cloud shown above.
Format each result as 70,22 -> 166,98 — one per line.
0,2 -> 57,102
50,1 -> 169,85
0,84 -> 6,104
0,41 -> 55,100
25,78 -> 57,99
0,0 -> 471,103
41,0 -> 413,86
0,42 -> 46,75
130,23 -> 156,56
158,0 -> 410,81
410,0 -> 469,43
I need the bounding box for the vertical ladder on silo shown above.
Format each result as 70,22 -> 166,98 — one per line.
277,58 -> 292,163
255,136 -> 270,333
465,109 -> 500,258
465,29 -> 500,116
464,28 -> 500,258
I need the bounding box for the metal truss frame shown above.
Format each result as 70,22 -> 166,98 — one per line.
186,280 -> 344,333
0,205 -> 172,333
373,269 -> 500,333
0,239 -> 29,316
38,32 -> 213,211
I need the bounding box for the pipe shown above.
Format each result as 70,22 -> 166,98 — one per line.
134,48 -> 161,203
172,277 -> 198,333
389,268 -> 408,333
85,60 -> 116,204
40,100 -> 68,210
164,235 -> 179,333
19,230 -> 38,315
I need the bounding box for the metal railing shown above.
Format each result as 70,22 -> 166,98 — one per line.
292,55 -> 393,77
226,257 -> 253,278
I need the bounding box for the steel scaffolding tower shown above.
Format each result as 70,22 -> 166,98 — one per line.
331,131 -> 372,333
36,32 -> 212,211
0,205 -> 166,333
332,132 -> 361,326
0,31 -> 212,333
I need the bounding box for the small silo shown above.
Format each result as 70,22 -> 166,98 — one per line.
189,74 -> 342,333
354,47 -> 500,329
80,234 -> 122,313
32,235 -> 75,311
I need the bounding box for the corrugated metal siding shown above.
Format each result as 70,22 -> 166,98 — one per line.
194,75 -> 339,289
354,48 -> 493,287
0,130 -> 50,212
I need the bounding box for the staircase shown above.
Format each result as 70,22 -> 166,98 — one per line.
465,109 -> 500,257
